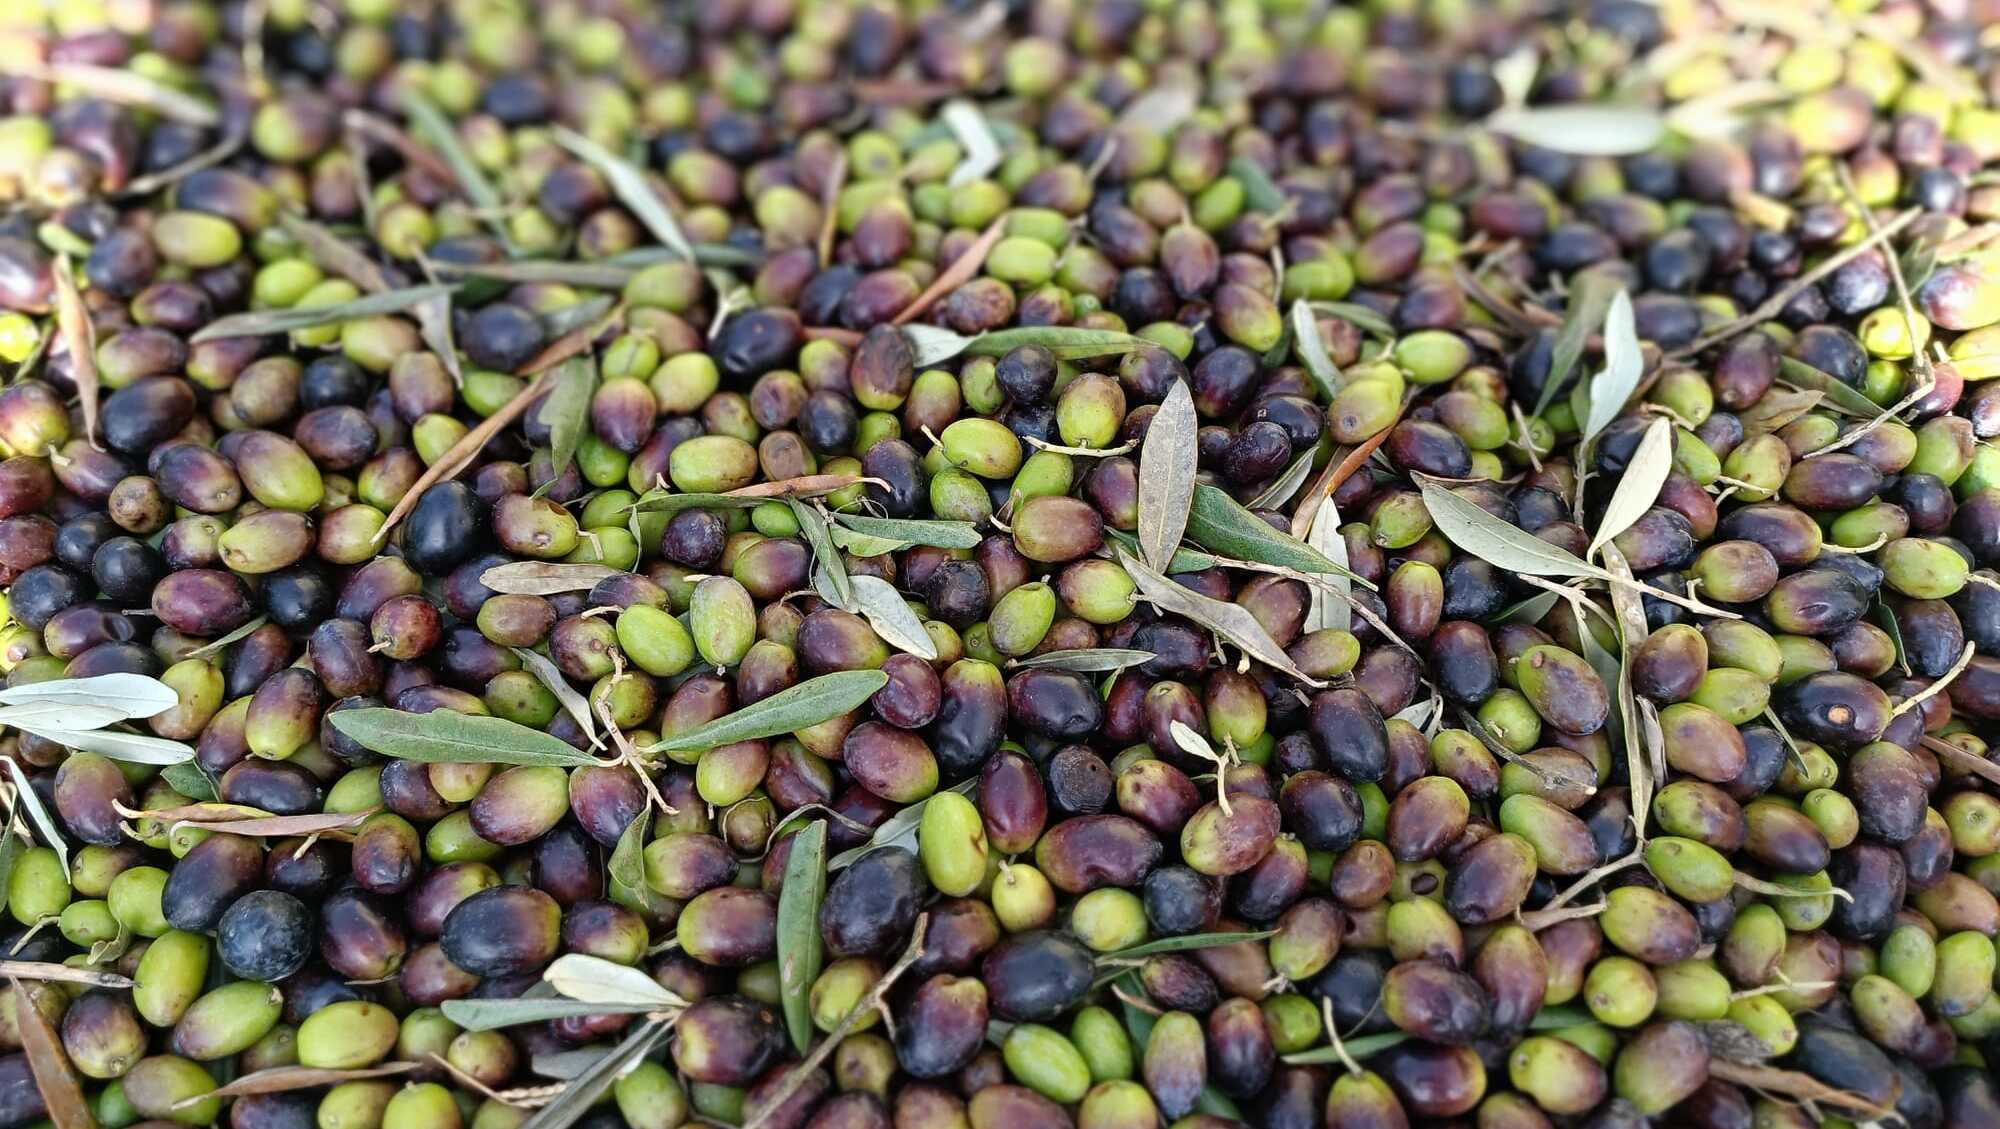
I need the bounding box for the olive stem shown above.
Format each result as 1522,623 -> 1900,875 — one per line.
1920,734 -> 2000,788
1706,1060 -> 1893,1120
375,367 -> 557,545
815,152 -> 847,269
1889,641 -> 1976,719
0,960 -> 131,989
1732,872 -> 1854,903
742,915 -> 930,1129
1816,534 -> 1888,555
1516,899 -> 1608,931
891,213 -> 1009,327
1537,849 -> 1645,915
1671,207 -> 1922,360
1318,998 -> 1363,1076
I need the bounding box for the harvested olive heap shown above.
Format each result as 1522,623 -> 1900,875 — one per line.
8,2 -> 2000,1129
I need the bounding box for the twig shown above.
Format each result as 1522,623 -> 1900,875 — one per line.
816,152 -> 847,268
1707,1061 -> 1892,1120
894,214 -> 1009,326
375,369 -> 554,543
0,961 -> 131,989
741,916 -> 929,1129
1536,850 -> 1644,915
1671,208 -> 1921,358
1289,406 -> 1406,538
49,254 -> 98,449
1890,641 -> 1975,719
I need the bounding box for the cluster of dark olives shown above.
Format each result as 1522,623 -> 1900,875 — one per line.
4,4 -> 2000,1129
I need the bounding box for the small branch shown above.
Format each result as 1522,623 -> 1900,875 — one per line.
741,915 -> 929,1129
1890,641 -> 1976,719
0,961 -> 132,989
892,214 -> 1008,327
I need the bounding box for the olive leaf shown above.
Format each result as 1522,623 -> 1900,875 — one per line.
536,357 -> 597,489
516,1024 -> 672,1129
964,326 -> 1155,360
831,514 -> 982,549
1303,498 -> 1352,633
433,259 -> 640,288
279,214 -> 388,292
1101,930 -> 1276,961
0,814 -> 19,922
777,820 -> 828,1054
1875,599 -> 1911,677
1599,545 -> 1658,825
479,562 -> 621,595
6,60 -> 217,126
1777,357 -> 1881,417
1485,103 -> 1667,155
645,670 -> 889,755
1104,528 -> 1221,576
828,527 -> 908,557
552,128 -> 695,262
1138,380 -> 1198,573
1186,483 -> 1363,583
6,725 -> 194,765
942,101 -> 1001,188
626,474 -> 861,515
10,979 -> 94,1129
0,703 -> 128,733
185,615 -> 269,659
1313,301 -> 1395,339
442,995 -> 663,1032
1117,548 -> 1323,687
792,501 -> 850,609
2,758 -> 66,881
142,807 -> 375,838
1416,476 -> 1599,580
1739,387 -> 1823,435
193,1065 -> 421,1101
828,778 -> 977,871
1535,271 -> 1621,418
902,324 -> 975,367
1280,1030 -> 1411,1066
511,649 -> 598,747
0,673 -> 179,719
1197,1090 -> 1245,1121
1249,449 -> 1317,512
1582,288 -> 1644,442
50,253 -> 98,448
1010,649 -> 1156,673
402,90 -> 514,251
1227,157 -> 1285,212
542,954 -> 685,1008
604,809 -> 666,918
190,284 -> 457,343
159,763 -> 218,802
1290,299 -> 1341,402
1497,589 -> 1563,625
329,708 -> 606,766
1117,83 -> 1198,132
816,570 -> 937,661
528,1048 -> 612,1081
1587,416 -> 1674,558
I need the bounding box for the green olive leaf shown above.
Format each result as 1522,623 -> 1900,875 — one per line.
278,214 -> 389,292
1227,156 -> 1285,212
185,615 -> 270,658
1535,271 -> 1621,418
827,527 -> 910,557
831,514 -> 982,549
963,326 -> 1155,361
1197,1090 -> 1245,1121
0,806 -> 21,920
1290,299 -> 1341,402
1010,649 -> 1157,673
1416,476 -> 1601,580
190,284 -> 458,343
1186,483 -> 1365,583
329,708 -> 606,766
1117,548 -> 1323,687
791,500 -> 850,609
159,763 -> 219,802
191,1065 -> 422,1102
828,778 -> 977,872
402,90 -> 514,252
1137,379 -> 1198,573
552,128 -> 695,262
1486,103 -> 1667,155
1582,288 -> 1644,442
605,807 -> 666,918
1101,930 -> 1276,961
536,357 -> 598,490
511,648 -> 599,748
1777,356 -> 1881,417
777,820 -> 828,1054
1103,528 -> 1216,575
645,670 -> 889,755
1312,301 -> 1395,339
2,758 -> 66,882
1280,1030 -> 1410,1066
1587,415 -> 1674,557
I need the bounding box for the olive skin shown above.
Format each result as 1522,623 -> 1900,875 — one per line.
438,885 -> 562,977
981,931 -> 1094,1022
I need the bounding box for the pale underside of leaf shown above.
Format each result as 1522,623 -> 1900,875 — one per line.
942,100 -> 1001,188
479,562 -> 622,595
1304,498 -> 1352,633
1486,103 -> 1667,156
0,673 -> 179,719
1118,549 -> 1323,687
1588,415 -> 1674,557
646,670 -> 890,755
542,953 -> 686,1008
1137,380 -> 1198,573
1582,288 -> 1643,442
